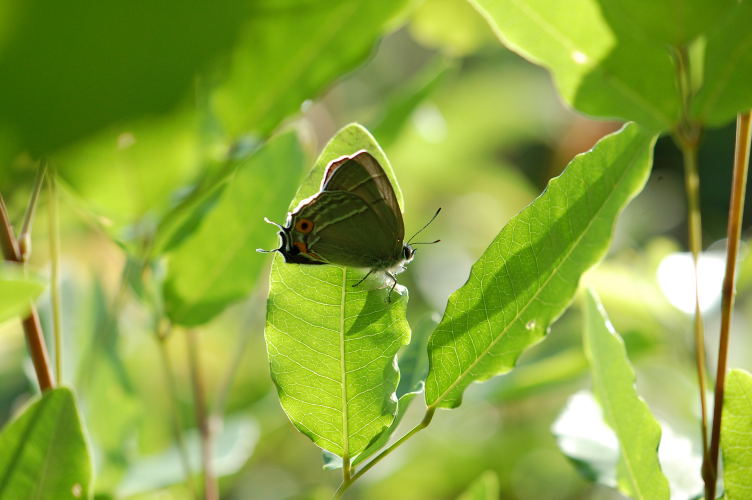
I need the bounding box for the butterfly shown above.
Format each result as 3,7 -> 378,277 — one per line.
258,150 -> 439,301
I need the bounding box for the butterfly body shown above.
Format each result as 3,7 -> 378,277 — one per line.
261,150 -> 425,299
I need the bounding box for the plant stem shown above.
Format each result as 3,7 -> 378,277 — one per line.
678,139 -> 710,461
155,323 -> 198,500
186,329 -> 218,500
672,43 -> 710,472
704,110 -> 752,500
47,167 -> 64,384
0,192 -> 54,391
334,407 -> 436,498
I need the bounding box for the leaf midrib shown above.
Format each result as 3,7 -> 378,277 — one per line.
339,267 -> 349,460
430,138 -> 645,408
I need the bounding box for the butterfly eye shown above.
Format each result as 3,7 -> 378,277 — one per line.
295,219 -> 314,233
292,241 -> 308,254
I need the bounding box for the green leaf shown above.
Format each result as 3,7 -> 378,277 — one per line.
456,470 -> 500,500
721,369 -> 752,500
0,388 -> 92,500
692,1 -> 752,127
211,0 -> 409,139
0,267 -> 44,323
265,123 -> 410,458
163,131 -> 305,326
583,290 -> 669,500
469,0 -> 680,131
425,123 -> 656,409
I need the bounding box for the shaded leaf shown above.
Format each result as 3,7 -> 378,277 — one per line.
583,290 -> 669,500
470,0 -> 680,130
163,131 -> 305,326
692,1 -> 752,127
721,369 -> 752,500
425,123 -> 656,409
597,0 -> 734,46
265,123 -> 410,458
0,388 -> 92,500
212,0 -> 409,138
0,0 -> 246,154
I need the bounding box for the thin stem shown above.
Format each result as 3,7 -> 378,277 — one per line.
705,110 -> 752,500
155,323 -> 198,500
0,192 -> 54,391
671,42 -> 710,475
47,167 -> 63,384
186,329 -> 218,500
19,162 -> 46,262
333,408 -> 436,498
679,140 -> 710,463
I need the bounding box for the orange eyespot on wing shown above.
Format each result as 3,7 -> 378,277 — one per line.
295,218 -> 314,234
293,241 -> 308,254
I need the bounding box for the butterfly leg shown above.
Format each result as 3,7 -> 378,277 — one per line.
385,271 -> 398,303
352,268 -> 375,288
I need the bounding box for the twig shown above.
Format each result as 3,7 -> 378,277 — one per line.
186,329 -> 218,500
18,163 -> 47,262
0,192 -> 54,391
47,166 -> 64,384
705,110 -> 752,500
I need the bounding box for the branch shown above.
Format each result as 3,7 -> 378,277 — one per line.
705,110 -> 752,500
0,192 -> 54,391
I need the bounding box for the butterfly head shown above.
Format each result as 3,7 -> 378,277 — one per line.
402,244 -> 416,264
257,217 -> 325,265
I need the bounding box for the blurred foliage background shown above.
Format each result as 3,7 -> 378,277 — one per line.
0,0 -> 748,499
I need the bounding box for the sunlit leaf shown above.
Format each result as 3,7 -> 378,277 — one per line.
721,369 -> 752,500
163,131 -> 305,326
212,0 -> 409,139
583,290 -> 669,500
425,123 -> 656,409
456,470 -> 499,500
0,266 -> 44,324
692,0 -> 752,127
265,123 -> 410,458
469,0 -> 680,131
0,388 -> 92,500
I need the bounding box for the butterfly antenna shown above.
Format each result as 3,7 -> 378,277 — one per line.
407,208 -> 442,245
411,239 -> 441,245
257,217 -> 285,253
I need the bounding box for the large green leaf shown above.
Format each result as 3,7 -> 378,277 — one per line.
583,291 -> 669,500
0,388 -> 92,500
692,0 -> 752,127
264,123 -> 410,458
469,0 -> 680,131
0,266 -> 44,324
211,0 -> 409,139
721,369 -> 752,500
163,131 -> 305,326
425,123 -> 656,409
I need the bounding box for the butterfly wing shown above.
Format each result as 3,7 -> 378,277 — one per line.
290,190 -> 400,269
321,151 -> 404,250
